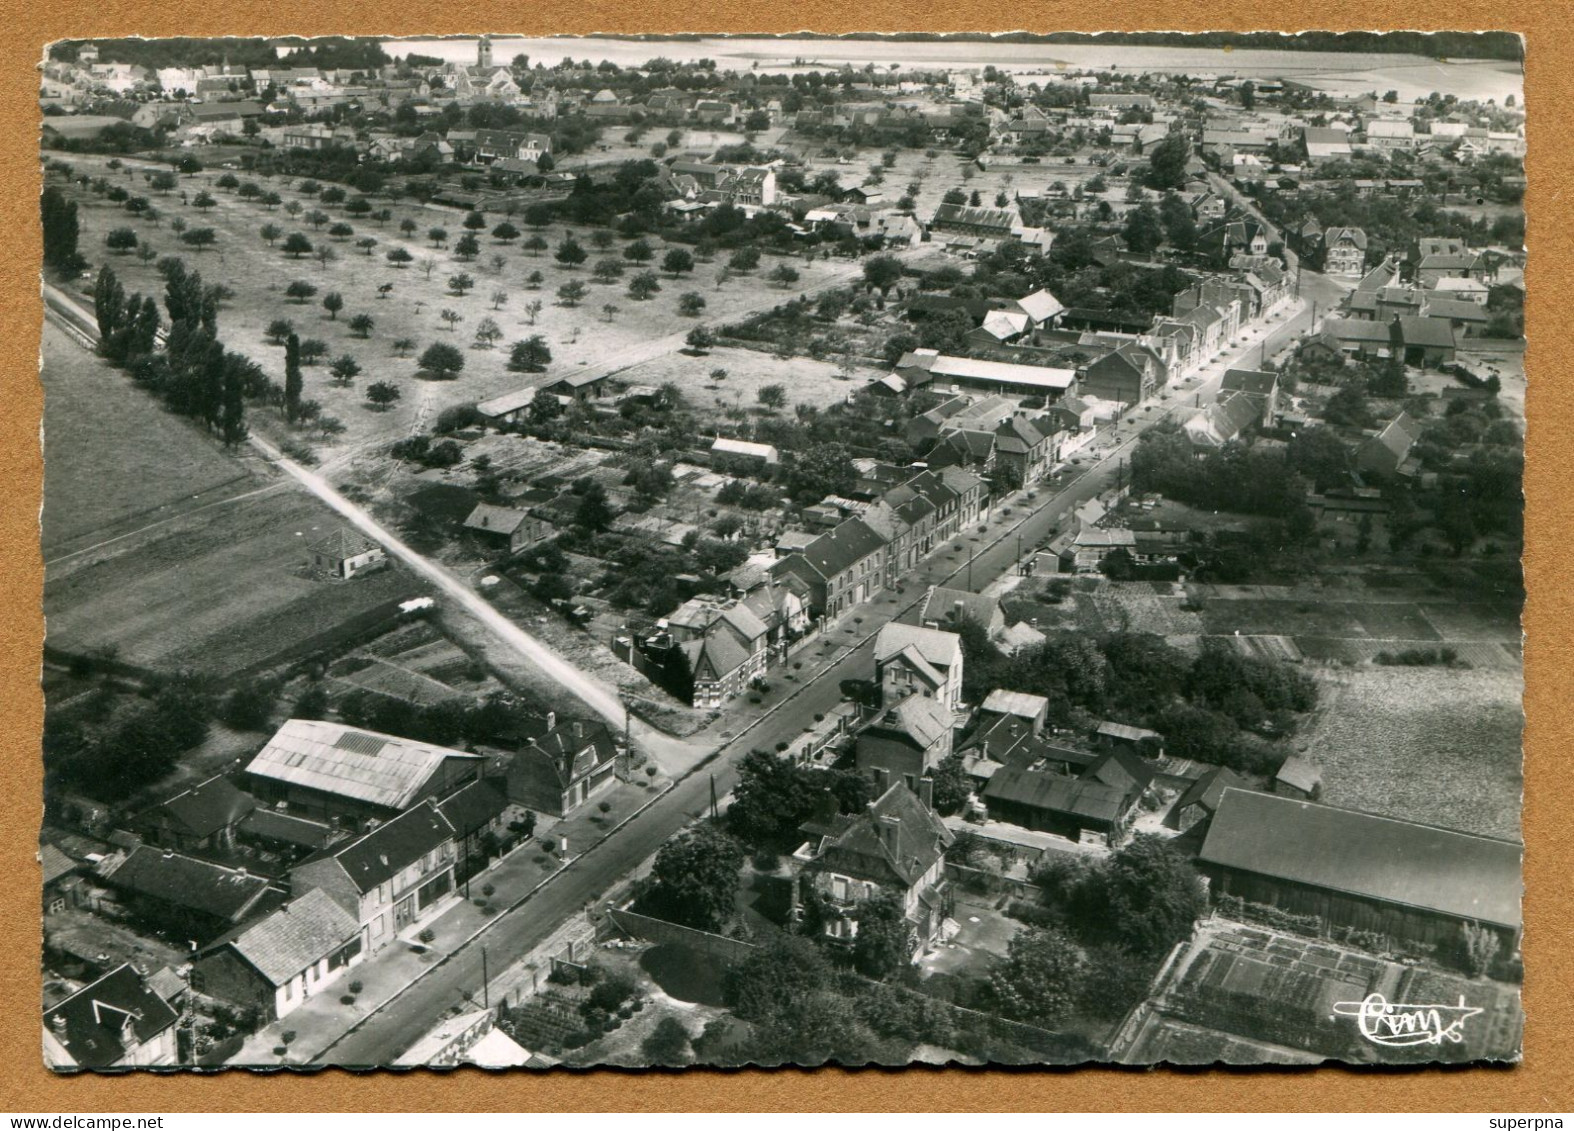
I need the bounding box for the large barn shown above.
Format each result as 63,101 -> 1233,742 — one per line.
1198,790 -> 1523,952
243,720 -> 485,829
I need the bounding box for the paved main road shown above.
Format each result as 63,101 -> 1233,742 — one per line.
312,302 -> 1312,1066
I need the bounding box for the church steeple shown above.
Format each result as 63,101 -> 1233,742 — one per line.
477,34 -> 493,70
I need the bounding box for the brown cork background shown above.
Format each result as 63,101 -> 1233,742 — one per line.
1,4 -> 1566,1113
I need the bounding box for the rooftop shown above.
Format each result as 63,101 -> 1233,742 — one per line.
1200,789 -> 1522,930
245,719 -> 483,812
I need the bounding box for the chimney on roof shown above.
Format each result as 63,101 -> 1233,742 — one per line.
918,776 -> 934,809
874,767 -> 890,793
574,721 -> 583,739
876,814 -> 901,853
546,711 -> 556,731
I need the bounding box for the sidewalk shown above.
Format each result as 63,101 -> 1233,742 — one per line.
232,777 -> 661,1065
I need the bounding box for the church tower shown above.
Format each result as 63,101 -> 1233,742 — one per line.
477,35 -> 493,70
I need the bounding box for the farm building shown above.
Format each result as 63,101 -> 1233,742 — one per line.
133,775 -> 256,853
192,887 -> 363,1024
243,719 -> 485,828
892,349 -> 1078,399
1165,767 -> 1250,832
710,437 -> 781,465
308,528 -> 386,580
981,756 -> 1145,845
98,846 -> 281,943
1197,789 -> 1524,952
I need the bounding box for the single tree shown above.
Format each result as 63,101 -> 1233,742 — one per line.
770,263 -> 800,288
328,354 -> 362,386
386,246 -> 413,267
454,233 -> 480,261
265,318 -> 296,345
509,335 -> 552,372
439,308 -> 464,332
642,823 -> 744,932
418,341 -> 466,379
285,279 -> 319,303
554,235 -> 587,268
758,384 -> 788,410
449,272 -> 476,296
259,222 -> 283,247
524,298 -> 544,325
366,381 -> 402,410
628,270 -> 661,300
492,221 -> 520,244
661,247 -> 695,276
685,324 -> 716,353
106,227 -> 139,254
473,316 -> 503,349
391,336 -> 416,358
557,280 -> 588,306
623,237 -> 655,263
678,291 -> 707,317
348,313 -> 375,338
322,291 -> 344,320
282,231 -> 313,258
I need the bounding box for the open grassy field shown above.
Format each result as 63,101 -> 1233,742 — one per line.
59,155 -> 869,461
1298,666 -> 1523,840
612,344 -> 872,417
40,321 -> 257,554
45,485 -> 424,677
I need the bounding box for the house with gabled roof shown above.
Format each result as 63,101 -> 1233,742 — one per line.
1356,410 -> 1423,476
308,527 -> 385,580
243,719 -> 484,827
1322,226 -> 1368,277
856,693 -> 955,792
490,718 -> 618,817
193,887 -> 362,1023
1080,342 -> 1166,406
290,800 -> 459,953
919,585 -> 1004,637
875,622 -> 963,712
44,964 -> 179,1070
771,517 -> 889,620
795,782 -> 954,952
1219,368 -> 1280,427
463,502 -> 554,555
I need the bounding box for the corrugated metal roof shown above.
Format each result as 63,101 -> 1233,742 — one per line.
245,719 -> 482,811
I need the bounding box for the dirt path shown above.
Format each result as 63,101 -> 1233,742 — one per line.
45,282 -> 703,769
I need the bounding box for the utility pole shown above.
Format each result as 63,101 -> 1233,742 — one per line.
482,946 -> 490,1009
967,543 -> 975,590
709,773 -> 718,820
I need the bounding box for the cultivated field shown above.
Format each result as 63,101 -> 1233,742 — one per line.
40,321 -> 258,555
45,485 -> 424,677
1297,665 -> 1523,840
58,153 -> 869,461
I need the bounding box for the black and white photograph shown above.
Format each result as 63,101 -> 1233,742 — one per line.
36,30 -> 1525,1072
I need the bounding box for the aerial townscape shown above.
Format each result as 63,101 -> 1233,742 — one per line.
37,31 -> 1524,1071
